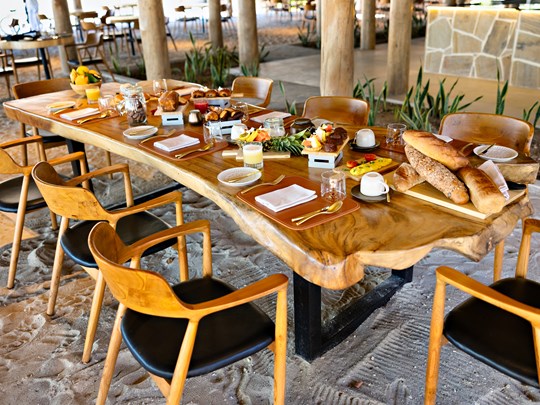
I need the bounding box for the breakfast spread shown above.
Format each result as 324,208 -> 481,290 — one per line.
158,91 -> 188,112
192,88 -> 232,98
301,124 -> 347,153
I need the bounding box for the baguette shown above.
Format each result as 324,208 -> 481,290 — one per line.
393,163 -> 425,192
405,145 -> 469,204
457,166 -> 506,214
402,130 -> 469,171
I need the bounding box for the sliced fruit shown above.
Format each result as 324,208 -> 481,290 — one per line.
364,153 -> 377,162
346,160 -> 359,168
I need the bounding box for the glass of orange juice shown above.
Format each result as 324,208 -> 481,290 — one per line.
243,142 -> 263,169
85,87 -> 101,104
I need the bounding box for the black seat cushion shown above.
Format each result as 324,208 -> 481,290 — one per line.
0,176 -> 47,213
25,129 -> 65,144
61,211 -> 173,268
121,277 -> 275,379
444,277 -> 540,387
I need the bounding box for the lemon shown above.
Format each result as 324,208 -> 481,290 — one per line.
76,65 -> 89,75
69,69 -> 77,83
75,75 -> 89,85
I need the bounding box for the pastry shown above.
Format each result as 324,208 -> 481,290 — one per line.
393,163 -> 424,192
159,91 -> 180,112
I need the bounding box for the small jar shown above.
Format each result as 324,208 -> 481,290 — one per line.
121,84 -> 147,126
290,118 -> 313,135
188,109 -> 203,125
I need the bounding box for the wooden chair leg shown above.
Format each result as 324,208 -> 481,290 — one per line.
47,216 -> 69,316
273,287 -> 288,405
7,176 -> 30,289
82,271 -> 106,363
493,240 -> 505,282
96,304 -> 127,405
105,151 -> 113,179
19,123 -> 29,166
49,210 -> 58,230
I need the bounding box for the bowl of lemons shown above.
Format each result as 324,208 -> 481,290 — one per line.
69,66 -> 102,95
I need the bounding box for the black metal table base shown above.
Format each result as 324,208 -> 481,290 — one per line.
293,266 -> 414,361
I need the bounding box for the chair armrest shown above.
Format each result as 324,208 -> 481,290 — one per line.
47,151 -> 86,167
190,274 -> 289,316
108,190 -> 183,221
0,135 -> 43,149
436,266 -> 540,326
63,163 -> 129,187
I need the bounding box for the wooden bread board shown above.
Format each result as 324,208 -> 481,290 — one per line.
221,149 -> 291,160
384,171 -> 526,220
334,158 -> 400,181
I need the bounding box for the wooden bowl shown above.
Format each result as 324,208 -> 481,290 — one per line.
70,81 -> 102,96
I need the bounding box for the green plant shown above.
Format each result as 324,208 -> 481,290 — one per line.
184,32 -> 209,84
495,68 -> 508,115
259,43 -> 270,62
431,78 -> 482,120
278,81 -> 297,115
111,55 -> 122,74
523,101 -> 540,128
208,46 -> 232,88
399,67 -> 433,131
297,25 -> 314,47
241,63 -> 259,77
353,75 -> 387,126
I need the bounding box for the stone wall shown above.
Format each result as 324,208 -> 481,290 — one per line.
424,7 -> 540,89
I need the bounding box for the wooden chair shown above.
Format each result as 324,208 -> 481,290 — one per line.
425,217 -> 540,404
301,3 -> 317,32
31,161 -> 187,363
0,50 -> 18,98
439,112 -> 535,281
65,32 -> 116,81
0,137 -> 86,289
174,6 -> 201,34
302,96 -> 370,126
164,17 -> 178,51
231,77 -> 274,108
220,4 -> 235,32
88,221 -> 288,405
80,20 -> 120,55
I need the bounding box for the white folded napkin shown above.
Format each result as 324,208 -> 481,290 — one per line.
60,108 -> 99,121
255,184 -> 317,212
154,134 -> 200,152
252,111 -> 291,124
432,133 -> 453,143
478,160 -> 510,200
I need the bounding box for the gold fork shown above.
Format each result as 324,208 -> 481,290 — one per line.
174,143 -> 213,159
77,111 -> 108,124
240,174 -> 286,194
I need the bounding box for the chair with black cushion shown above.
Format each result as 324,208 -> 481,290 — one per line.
425,217 -> 540,404
65,32 -> 116,80
31,161 -> 187,363
231,76 -> 274,108
88,221 -> 288,405
302,96 -> 370,126
0,136 -> 86,288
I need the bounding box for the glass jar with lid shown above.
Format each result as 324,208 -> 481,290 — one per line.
121,84 -> 147,126
290,118 -> 313,135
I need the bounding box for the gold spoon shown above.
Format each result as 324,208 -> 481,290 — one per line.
174,143 -> 213,159
292,200 -> 343,226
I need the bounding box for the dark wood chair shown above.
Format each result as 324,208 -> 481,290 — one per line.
65,32 -> 116,80
425,218 -> 540,404
31,160 -> 187,363
231,76 -> 274,108
302,96 -> 370,126
0,137 -> 86,288
89,221 -> 288,405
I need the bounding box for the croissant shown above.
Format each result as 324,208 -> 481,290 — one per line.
192,90 -> 205,98
218,88 -> 231,97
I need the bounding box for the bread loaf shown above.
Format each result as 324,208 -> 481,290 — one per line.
405,145 -> 469,204
402,130 -> 469,171
457,167 -> 506,214
393,163 -> 424,192
159,91 -> 180,112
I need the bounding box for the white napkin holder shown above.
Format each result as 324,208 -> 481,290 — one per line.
207,97 -> 230,108
307,151 -> 344,169
161,110 -> 184,126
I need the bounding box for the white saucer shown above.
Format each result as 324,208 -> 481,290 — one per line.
123,125 -> 158,140
474,145 -> 518,162
217,167 -> 261,187
350,185 -> 387,202
46,101 -> 76,112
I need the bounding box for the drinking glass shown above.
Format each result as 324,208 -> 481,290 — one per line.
152,79 -> 167,97
264,117 -> 285,137
204,122 -> 222,146
85,87 -> 101,104
193,98 -> 209,114
386,123 -> 407,145
243,142 -> 263,169
232,101 -> 249,123
321,171 -> 346,202
98,95 -> 117,116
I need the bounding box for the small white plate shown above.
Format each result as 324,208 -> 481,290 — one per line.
123,125 -> 158,140
46,101 -> 76,112
218,167 -> 261,187
474,145 -> 518,162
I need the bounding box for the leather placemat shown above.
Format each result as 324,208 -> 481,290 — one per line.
236,176 -> 359,230
138,130 -> 228,161
246,110 -> 297,129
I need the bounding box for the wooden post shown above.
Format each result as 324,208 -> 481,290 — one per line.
320,0 -> 355,96
208,0 -> 223,48
361,0 -> 376,50
387,0 -> 413,96
237,0 -> 259,72
72,0 -> 82,10
138,0 -> 171,80
52,0 -> 73,74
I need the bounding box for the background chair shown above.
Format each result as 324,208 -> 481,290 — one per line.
32,161 -> 187,363
301,3 -> 317,32
425,217 -> 540,404
302,96 -> 370,126
220,4 -> 235,32
231,76 -> 273,108
89,221 -> 288,405
439,112 -> 535,281
65,32 -> 116,80
174,6 -> 201,34
0,137 -> 86,289
0,50 -> 18,97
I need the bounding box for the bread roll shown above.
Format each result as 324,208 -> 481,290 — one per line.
192,89 -> 205,98
405,145 -> 469,204
218,88 -> 231,97
393,163 -> 424,192
159,91 -> 180,112
458,167 -> 506,214
402,130 -> 469,171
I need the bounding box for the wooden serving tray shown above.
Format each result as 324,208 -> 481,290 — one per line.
334,157 -> 400,181
236,176 -> 359,230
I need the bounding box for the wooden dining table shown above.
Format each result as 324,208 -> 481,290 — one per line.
3,83 -> 535,360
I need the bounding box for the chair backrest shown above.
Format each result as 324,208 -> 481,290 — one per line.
439,112 -> 534,156
89,221 -> 192,317
81,20 -> 99,32
231,77 -> 273,108
12,77 -> 71,99
84,31 -> 103,47
31,161 -> 109,220
302,96 -> 370,126
0,147 -> 25,175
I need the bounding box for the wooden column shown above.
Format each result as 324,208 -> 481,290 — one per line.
237,0 -> 259,71
71,0 -> 82,10
138,0 -> 171,80
52,0 -> 73,74
361,0 -> 376,50
208,0 -> 223,48
320,0 -> 355,96
387,0 -> 413,96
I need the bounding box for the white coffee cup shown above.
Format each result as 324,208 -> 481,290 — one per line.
355,129 -> 376,147
360,172 -> 389,196
231,123 -> 248,140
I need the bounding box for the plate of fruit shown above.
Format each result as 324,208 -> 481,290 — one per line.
301,124 -> 349,154
235,127 -> 309,156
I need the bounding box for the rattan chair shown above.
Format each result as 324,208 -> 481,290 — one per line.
302,96 -> 370,126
